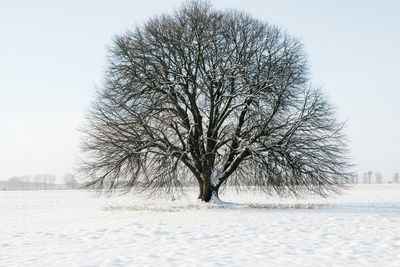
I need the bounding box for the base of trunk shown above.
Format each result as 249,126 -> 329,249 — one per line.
208,191 -> 223,204
201,184 -> 220,203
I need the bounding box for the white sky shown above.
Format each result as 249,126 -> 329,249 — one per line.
0,0 -> 399,182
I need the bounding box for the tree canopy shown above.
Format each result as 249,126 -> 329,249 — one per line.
80,1 -> 352,202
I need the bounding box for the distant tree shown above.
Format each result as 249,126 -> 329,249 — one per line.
63,173 -> 78,189
352,174 -> 359,184
46,174 -> 56,187
368,171 -> 373,184
33,174 -> 56,189
7,176 -> 23,190
393,172 -> 399,184
21,175 -> 31,189
362,173 -> 367,184
363,171 -> 373,184
80,1 -> 352,202
374,172 -> 382,184
33,175 -> 43,189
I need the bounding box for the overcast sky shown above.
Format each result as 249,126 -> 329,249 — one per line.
0,0 -> 399,181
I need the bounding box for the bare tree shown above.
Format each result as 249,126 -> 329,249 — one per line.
63,173 -> 78,189
80,1 -> 352,202
393,172 -> 399,184
33,174 -> 43,189
46,174 -> 56,187
353,174 -> 359,184
7,176 -> 23,190
21,175 -> 31,189
33,174 -> 56,189
363,171 -> 373,184
374,172 -> 382,184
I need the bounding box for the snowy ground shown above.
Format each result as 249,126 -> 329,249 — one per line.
1,185 -> 399,266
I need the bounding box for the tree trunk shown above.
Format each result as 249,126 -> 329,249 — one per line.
197,180 -> 203,199
200,179 -> 220,203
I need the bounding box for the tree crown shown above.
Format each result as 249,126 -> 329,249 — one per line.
80,1 -> 352,201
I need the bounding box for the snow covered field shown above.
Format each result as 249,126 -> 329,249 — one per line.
1,185 -> 399,266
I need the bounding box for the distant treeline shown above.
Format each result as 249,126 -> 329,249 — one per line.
0,173 -> 83,191
350,171 -> 399,184
1,171 -> 399,191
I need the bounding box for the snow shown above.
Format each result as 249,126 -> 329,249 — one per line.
1,185 -> 399,266
210,171 -> 222,187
